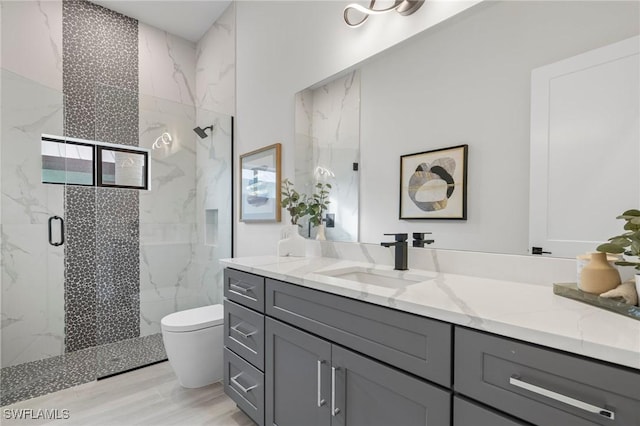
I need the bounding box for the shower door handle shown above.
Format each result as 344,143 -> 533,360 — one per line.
48,216 -> 64,246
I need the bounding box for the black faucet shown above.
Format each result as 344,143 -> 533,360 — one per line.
412,232 -> 435,247
381,233 -> 408,271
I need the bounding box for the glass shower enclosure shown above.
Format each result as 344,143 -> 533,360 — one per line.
0,69 -> 233,406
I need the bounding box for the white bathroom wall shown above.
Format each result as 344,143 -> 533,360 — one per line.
0,1 -> 65,367
235,0 -> 481,256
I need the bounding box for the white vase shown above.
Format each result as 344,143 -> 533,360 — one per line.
277,224 -> 306,257
315,224 -> 326,241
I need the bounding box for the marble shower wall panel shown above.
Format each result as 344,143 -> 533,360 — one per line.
294,89 -> 315,201
196,2 -> 235,115
0,0 -> 63,91
1,70 -> 65,368
139,23 -> 196,106
194,112 -> 233,306
63,0 -> 140,352
138,95 -> 198,336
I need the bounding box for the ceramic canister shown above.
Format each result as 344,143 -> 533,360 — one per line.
579,252 -> 621,294
576,253 -> 620,283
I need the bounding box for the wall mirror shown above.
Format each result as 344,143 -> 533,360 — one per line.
294,0 -> 639,258
295,70 -> 360,241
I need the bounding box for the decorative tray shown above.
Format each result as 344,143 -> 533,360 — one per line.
553,283 -> 640,321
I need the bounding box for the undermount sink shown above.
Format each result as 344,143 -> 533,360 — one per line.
317,266 -> 431,288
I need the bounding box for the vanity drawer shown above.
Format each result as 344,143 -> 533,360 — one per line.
454,327 -> 640,426
224,347 -> 264,426
454,396 -> 528,426
265,278 -> 452,387
224,299 -> 264,370
224,268 -> 265,313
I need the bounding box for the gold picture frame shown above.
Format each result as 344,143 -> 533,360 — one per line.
239,143 -> 282,222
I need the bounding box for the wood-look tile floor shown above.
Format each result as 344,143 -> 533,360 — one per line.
1,361 -> 255,426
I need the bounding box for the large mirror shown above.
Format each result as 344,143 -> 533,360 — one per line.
295,0 -> 639,257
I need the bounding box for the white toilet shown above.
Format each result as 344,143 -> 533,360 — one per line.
161,304 -> 224,388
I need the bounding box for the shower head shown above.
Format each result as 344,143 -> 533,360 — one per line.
193,125 -> 214,139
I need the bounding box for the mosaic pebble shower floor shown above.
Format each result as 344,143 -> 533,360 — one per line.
0,333 -> 166,406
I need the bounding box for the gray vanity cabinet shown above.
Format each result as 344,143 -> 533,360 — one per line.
265,317 -> 451,426
331,345 -> 451,426
265,317 -> 331,426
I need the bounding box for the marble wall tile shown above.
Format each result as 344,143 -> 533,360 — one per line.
139,95 -> 197,226
195,2 -> 235,115
139,23 -> 197,106
1,70 -> 64,226
1,0 -> 63,91
1,224 -> 64,367
138,95 -> 198,336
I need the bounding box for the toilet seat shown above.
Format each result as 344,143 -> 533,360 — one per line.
161,305 -> 224,333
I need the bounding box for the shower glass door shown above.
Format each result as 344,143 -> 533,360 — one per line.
0,69 -> 98,406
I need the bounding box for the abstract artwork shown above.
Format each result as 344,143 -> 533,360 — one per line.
240,143 -> 282,222
400,145 -> 468,220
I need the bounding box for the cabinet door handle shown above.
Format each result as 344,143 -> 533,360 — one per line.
229,282 -> 255,294
331,366 -> 340,416
509,375 -> 615,420
230,323 -> 257,339
317,360 -> 326,407
230,373 -> 258,394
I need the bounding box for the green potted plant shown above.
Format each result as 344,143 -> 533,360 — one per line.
281,178 -> 308,226
307,182 -> 332,240
278,178 -> 307,256
597,209 -> 640,300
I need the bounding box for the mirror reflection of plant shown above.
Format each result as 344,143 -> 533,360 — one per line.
281,178 -> 308,225
597,209 -> 640,272
308,182 -> 332,227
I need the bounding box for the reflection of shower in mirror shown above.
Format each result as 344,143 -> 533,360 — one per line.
152,132 -> 172,149
193,125 -> 214,139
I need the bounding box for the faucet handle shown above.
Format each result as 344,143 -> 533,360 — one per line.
384,233 -> 408,242
412,232 -> 432,240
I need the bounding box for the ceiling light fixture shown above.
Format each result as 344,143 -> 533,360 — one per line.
343,0 -> 424,28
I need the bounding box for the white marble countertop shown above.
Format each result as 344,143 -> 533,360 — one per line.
221,256 -> 640,370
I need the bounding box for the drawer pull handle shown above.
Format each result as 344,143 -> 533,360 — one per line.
231,323 -> 257,339
230,373 -> 258,394
317,360 -> 326,407
331,366 -> 340,416
509,375 -> 615,420
229,282 -> 255,294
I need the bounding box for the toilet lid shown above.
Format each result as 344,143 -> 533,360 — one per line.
161,304 -> 224,332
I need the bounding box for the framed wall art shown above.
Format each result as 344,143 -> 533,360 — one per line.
400,144 -> 468,220
239,143 -> 282,222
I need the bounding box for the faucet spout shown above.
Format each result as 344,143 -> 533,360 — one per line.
381,233 -> 408,271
